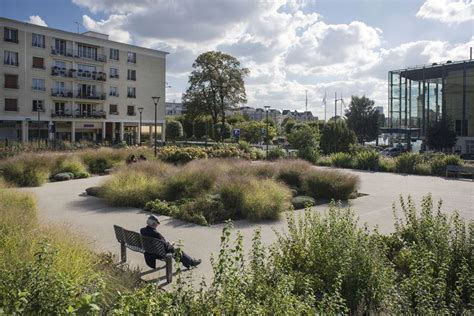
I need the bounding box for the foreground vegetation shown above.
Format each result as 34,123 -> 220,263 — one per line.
99,159 -> 360,225
1,184 -> 472,314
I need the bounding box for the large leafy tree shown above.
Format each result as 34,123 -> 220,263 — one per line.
287,123 -> 320,162
320,120 -> 357,154
182,51 -> 249,141
426,117 -> 457,151
345,96 -> 379,143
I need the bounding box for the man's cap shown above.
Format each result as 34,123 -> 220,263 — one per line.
148,215 -> 160,224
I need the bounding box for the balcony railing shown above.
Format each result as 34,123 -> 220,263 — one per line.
51,88 -> 74,98
51,109 -> 73,117
109,74 -> 119,79
76,92 -> 106,100
51,109 -> 106,119
51,67 -> 107,82
51,47 -> 107,62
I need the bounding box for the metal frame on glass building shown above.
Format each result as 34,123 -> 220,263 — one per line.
388,59 -> 474,154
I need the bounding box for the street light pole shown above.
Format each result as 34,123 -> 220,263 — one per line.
37,103 -> 42,144
264,105 -> 270,156
151,97 -> 160,158
138,107 -> 144,145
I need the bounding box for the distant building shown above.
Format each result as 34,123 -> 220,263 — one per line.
374,106 -> 384,115
281,109 -> 318,122
165,102 -> 184,116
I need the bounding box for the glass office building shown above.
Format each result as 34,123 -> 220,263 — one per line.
388,59 -> 474,154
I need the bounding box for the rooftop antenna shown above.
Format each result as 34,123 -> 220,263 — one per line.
75,21 -> 80,33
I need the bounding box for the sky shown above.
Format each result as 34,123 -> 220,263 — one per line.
1,0 -> 473,118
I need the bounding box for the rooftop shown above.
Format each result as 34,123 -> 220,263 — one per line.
390,59 -> 474,81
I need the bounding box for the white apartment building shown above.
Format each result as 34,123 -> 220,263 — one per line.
0,17 -> 167,144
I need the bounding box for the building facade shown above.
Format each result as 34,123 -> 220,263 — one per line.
0,17 -> 167,144
165,102 -> 185,116
388,60 -> 474,153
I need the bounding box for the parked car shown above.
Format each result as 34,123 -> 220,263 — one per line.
381,147 -> 405,157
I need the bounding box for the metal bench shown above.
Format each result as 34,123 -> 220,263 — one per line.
113,225 -> 173,283
446,165 -> 474,181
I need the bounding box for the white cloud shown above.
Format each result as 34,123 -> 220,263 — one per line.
416,0 -> 474,24
82,15 -> 132,43
27,15 -> 47,27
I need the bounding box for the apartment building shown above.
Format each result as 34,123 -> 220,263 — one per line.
0,17 -> 167,144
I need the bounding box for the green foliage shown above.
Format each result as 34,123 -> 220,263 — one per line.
282,117 -> 297,135
291,195 -> 315,209
287,123 -> 320,163
395,152 -> 422,174
414,162 -> 432,175
216,122 -> 232,139
429,153 -> 463,175
320,120 -> 357,154
330,152 -> 353,168
237,120 -> 277,143
379,156 -> 396,172
53,156 -> 90,179
303,169 -> 360,200
0,154 -> 54,187
345,95 -> 380,143
79,148 -> 127,174
162,165 -> 217,201
158,146 -> 208,164
266,146 -> 286,160
276,160 -> 313,191
426,117 -> 457,151
166,120 -> 184,141
354,150 -> 380,171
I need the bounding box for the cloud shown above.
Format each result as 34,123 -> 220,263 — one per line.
27,15 -> 47,27
416,0 -> 474,24
82,15 -> 132,43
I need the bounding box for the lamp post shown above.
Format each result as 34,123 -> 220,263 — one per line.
151,96 -> 160,158
138,107 -> 144,145
37,103 -> 42,143
264,105 -> 270,156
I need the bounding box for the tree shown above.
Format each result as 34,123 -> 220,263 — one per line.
166,120 -> 183,142
426,117 -> 457,151
237,121 -> 276,144
182,51 -> 249,141
320,120 -> 357,154
345,96 -> 379,143
282,117 -> 297,135
287,123 -> 319,163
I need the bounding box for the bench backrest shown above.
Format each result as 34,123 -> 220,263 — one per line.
113,225 -> 168,257
446,165 -> 462,171
446,165 -> 474,173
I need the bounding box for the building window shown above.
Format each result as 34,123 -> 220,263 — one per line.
54,102 -> 66,115
32,56 -> 45,69
127,52 -> 136,63
127,105 -> 136,116
110,68 -> 119,78
127,87 -> 136,98
32,78 -> 45,91
455,120 -> 468,137
32,100 -> 44,112
77,44 -> 97,60
4,98 -> 18,111
4,74 -> 19,89
109,104 -> 118,115
110,86 -> 119,97
32,33 -> 45,48
110,48 -> 119,61
4,27 -> 18,43
127,69 -> 136,81
4,51 -> 18,66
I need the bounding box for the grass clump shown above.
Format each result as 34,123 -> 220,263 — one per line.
330,152 -> 353,168
354,150 -> 380,171
0,154 -> 54,187
79,148 -> 127,174
53,155 -> 90,179
303,169 -> 360,200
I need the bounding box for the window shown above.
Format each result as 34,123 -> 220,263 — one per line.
4,27 -> 18,43
127,87 -> 136,98
77,44 -> 97,60
32,33 -> 45,48
127,105 -> 135,116
32,100 -> 44,112
127,52 -> 136,63
32,78 -> 45,91
110,48 -> 119,60
127,69 -> 136,81
4,74 -> 18,89
110,68 -> 119,78
32,56 -> 44,69
4,98 -> 18,111
110,86 -> 118,97
4,51 -> 18,66
109,104 -> 118,114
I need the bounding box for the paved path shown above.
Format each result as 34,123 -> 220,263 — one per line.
20,168 -> 473,286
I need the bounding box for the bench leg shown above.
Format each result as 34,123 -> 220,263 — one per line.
120,242 -> 127,263
165,254 -> 173,283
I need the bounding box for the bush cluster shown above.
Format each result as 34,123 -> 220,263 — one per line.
157,145 -> 262,164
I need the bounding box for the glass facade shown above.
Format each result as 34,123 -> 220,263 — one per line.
388,60 -> 473,138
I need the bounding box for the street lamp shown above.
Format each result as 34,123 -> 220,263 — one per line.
264,105 -> 270,157
138,107 -> 144,145
151,96 -> 160,157
37,103 -> 42,143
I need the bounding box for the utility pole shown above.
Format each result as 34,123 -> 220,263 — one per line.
305,90 -> 308,121
334,92 -> 337,118
323,91 -> 327,122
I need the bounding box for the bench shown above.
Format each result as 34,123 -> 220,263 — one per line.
113,225 -> 173,283
446,165 -> 474,181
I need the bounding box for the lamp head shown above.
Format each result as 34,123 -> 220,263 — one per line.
151,96 -> 160,105
138,107 -> 144,113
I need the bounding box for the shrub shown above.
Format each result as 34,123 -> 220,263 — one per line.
166,120 -> 184,141
101,172 -> 163,207
354,150 -> 380,171
144,199 -> 179,217
276,159 -> 313,191
429,153 -> 462,176
158,146 -> 207,164
330,152 -> 353,168
53,156 -> 90,179
0,154 -> 54,187
287,124 -> 319,163
414,162 -> 432,175
267,146 -> 286,160
291,196 -> 315,209
303,169 -> 360,200
379,156 -> 396,172
320,120 -> 357,154
79,148 -> 127,174
395,152 -> 422,174
316,155 -> 332,166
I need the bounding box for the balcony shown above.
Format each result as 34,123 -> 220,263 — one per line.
51,88 -> 74,98
51,47 -> 107,62
74,109 -> 106,119
51,67 -> 75,78
76,92 -> 106,101
76,70 -> 107,81
51,109 -> 73,118
109,74 -> 120,79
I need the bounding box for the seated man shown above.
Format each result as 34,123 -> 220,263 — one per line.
140,215 -> 201,269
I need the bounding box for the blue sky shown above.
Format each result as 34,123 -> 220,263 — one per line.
1,0 -> 473,116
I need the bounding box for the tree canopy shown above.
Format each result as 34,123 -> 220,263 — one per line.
182,51 -> 249,141
320,120 -> 357,154
345,96 -> 379,143
426,117 -> 457,151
